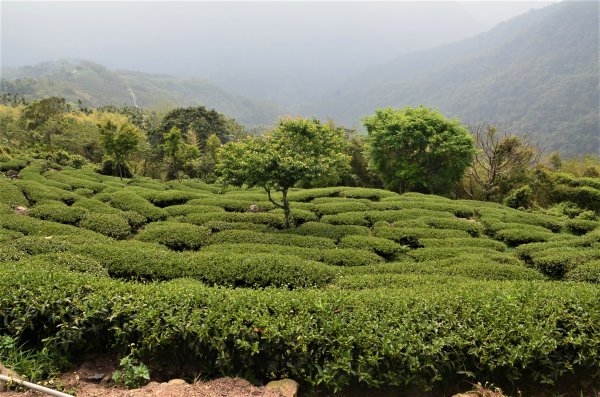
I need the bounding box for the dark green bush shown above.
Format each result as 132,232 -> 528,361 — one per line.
10,236 -> 71,255
419,238 -> 507,251
201,220 -> 273,233
565,219 -> 599,235
187,197 -> 275,212
208,230 -> 336,249
494,227 -> 555,246
374,226 -> 470,247
136,222 -> 211,251
565,261 -> 600,283
29,202 -> 88,225
80,213 -> 132,240
0,178 -> 28,207
286,222 -> 370,241
339,235 -> 407,259
147,190 -> 206,207
25,253 -> 109,277
528,247 -> 600,279
1,269 -> 598,392
314,201 -> 370,215
321,212 -> 369,226
504,185 -> 533,209
164,204 -> 225,217
185,212 -> 285,229
14,180 -> 80,205
106,191 -> 168,222
269,208 -> 318,225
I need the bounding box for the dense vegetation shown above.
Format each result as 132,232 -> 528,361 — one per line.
0,155 -> 599,394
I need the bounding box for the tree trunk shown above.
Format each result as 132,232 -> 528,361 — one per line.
282,188 -> 290,229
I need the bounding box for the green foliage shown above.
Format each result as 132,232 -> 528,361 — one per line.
1,269 -> 599,392
136,222 -> 210,251
112,350 -> 150,389
364,106 -> 475,194
29,202 -> 88,225
493,227 -> 555,246
565,219 -> 599,235
185,211 -> 285,229
105,191 -> 167,222
217,117 -> 350,227
208,229 -> 336,249
99,120 -> 143,179
565,261 -> 600,283
0,177 -> 28,207
504,185 -> 533,209
10,235 -> 70,255
0,335 -> 63,382
285,222 -> 370,242
80,213 -> 132,240
339,235 -> 407,259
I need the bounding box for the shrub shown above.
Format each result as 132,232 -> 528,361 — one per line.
269,208 -> 319,225
25,253 -> 109,277
0,245 -> 25,262
504,185 -> 533,209
29,202 -> 88,225
338,187 -> 398,200
374,226 -> 470,247
185,212 -> 285,229
494,227 -> 555,246
409,247 -> 518,263
314,201 -> 370,215
287,187 -> 344,202
565,219 -> 599,235
0,214 -> 100,237
1,269 -> 598,393
419,238 -> 507,251
45,172 -> 105,192
565,261 -> 600,283
72,198 -> 122,214
188,197 -> 275,212
418,216 -> 483,237
14,180 -> 80,205
106,191 -> 168,222
208,230 -> 336,249
286,222 -> 370,241
10,236 -> 71,255
201,220 -> 273,233
164,204 -> 225,217
112,351 -> 150,389
136,222 -> 211,251
147,190 -> 207,207
339,235 -> 407,259
80,213 -> 132,240
529,247 -> 600,279
0,178 -> 28,207
321,212 -> 369,226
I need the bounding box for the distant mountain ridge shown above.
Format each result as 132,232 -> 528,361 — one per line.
304,1 -> 599,156
0,60 -> 285,126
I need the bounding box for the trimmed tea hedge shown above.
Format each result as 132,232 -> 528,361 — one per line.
1,269 -> 598,392
208,230 -> 336,249
29,202 -> 88,225
164,204 -> 225,217
285,222 -> 370,241
80,213 -> 132,240
565,261 -> 600,283
105,191 -> 168,222
185,212 -> 286,229
0,178 -> 28,207
136,222 -> 211,251
339,235 -> 407,259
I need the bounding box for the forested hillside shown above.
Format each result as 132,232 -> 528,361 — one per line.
307,1 -> 599,156
0,60 -> 284,126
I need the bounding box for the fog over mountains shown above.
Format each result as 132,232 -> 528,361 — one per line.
2,1 -> 598,155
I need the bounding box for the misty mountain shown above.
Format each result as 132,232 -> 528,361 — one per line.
0,60 -> 285,126
305,1 -> 599,156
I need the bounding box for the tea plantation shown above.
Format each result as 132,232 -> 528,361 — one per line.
1,160 -> 599,394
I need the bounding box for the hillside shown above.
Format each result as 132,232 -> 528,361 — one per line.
0,158 -> 599,395
306,1 -> 600,156
0,60 -> 285,126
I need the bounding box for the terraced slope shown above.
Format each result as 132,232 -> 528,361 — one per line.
0,159 -> 599,394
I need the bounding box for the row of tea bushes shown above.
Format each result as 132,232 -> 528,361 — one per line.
1,267 -> 598,392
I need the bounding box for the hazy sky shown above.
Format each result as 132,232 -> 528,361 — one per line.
1,1 -> 553,101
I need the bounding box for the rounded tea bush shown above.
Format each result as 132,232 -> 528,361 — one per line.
136,222 -> 211,251
80,213 -> 132,240
565,261 -> 600,283
29,202 -> 88,225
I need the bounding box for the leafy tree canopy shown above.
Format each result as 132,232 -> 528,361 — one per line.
217,116 -> 350,227
151,106 -> 245,148
364,106 -> 475,194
